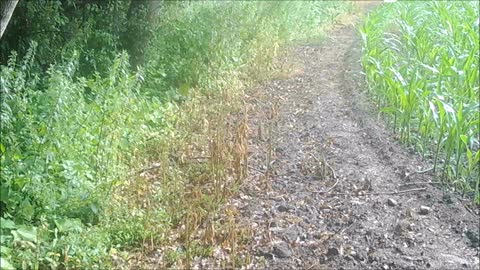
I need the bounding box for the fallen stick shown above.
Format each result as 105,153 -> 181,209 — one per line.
326,163 -> 337,180
134,164 -> 162,175
248,165 -> 266,174
309,154 -> 339,194
326,187 -> 427,196
310,152 -> 337,174
398,182 -> 441,187
317,176 -> 339,194
413,167 -> 434,174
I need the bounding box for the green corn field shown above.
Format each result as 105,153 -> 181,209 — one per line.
361,1 -> 480,202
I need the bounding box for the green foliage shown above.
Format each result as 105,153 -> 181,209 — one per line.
0,47 -> 168,269
0,0 -> 139,76
143,1 -> 353,99
1,1 -> 352,268
361,1 -> 480,202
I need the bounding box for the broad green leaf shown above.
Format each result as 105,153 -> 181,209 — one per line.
0,187 -> 8,204
443,103 -> 455,115
466,149 -> 472,163
460,135 -> 468,145
54,218 -> 83,233
90,203 -> 99,214
420,63 -> 439,73
474,151 -> 480,163
429,101 -> 439,123
38,123 -> 48,136
0,219 -> 15,230
0,246 -> 11,258
15,226 -> 37,243
0,257 -> 14,270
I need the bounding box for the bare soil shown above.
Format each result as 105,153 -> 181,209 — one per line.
231,6 -> 480,270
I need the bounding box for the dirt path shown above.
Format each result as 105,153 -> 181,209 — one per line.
236,7 -> 480,270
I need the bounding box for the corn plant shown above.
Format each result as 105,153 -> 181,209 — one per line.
361,1 -> 480,202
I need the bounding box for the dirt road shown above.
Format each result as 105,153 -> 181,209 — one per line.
236,6 -> 480,270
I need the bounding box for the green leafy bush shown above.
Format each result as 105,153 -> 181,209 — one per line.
0,46 -> 170,268
0,0 -> 147,76
143,1 -> 353,99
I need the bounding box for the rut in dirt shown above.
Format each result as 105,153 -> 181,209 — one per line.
239,10 -> 480,270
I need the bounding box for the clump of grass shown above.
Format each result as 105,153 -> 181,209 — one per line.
361,1 -> 479,202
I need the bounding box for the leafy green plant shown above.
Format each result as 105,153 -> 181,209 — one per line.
0,45 -> 169,268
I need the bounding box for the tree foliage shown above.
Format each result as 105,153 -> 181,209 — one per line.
0,0 -> 156,74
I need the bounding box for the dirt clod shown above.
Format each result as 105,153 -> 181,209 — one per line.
466,230 -> 480,248
327,247 -> 340,257
277,203 -> 291,212
387,198 -> 398,207
419,206 -> 431,215
272,242 -> 292,258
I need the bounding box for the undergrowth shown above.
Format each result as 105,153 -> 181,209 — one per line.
0,1 -> 353,269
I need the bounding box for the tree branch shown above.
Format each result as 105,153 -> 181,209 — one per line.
0,0 -> 19,39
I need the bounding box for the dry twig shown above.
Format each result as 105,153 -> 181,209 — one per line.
317,176 -> 339,194
134,164 -> 162,175
309,153 -> 339,194
248,165 -> 266,174
327,187 -> 427,197
398,181 -> 441,187
413,167 -> 434,174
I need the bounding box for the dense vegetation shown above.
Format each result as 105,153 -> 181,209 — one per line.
361,1 -> 480,202
0,1 -> 352,268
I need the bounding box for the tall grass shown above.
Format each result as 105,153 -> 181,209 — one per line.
361,1 -> 480,202
0,2 -> 352,268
